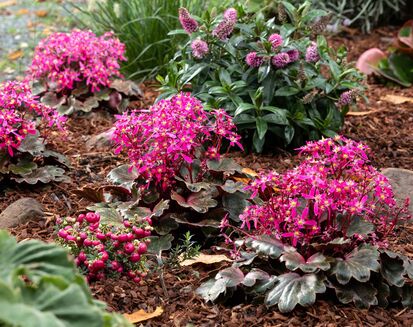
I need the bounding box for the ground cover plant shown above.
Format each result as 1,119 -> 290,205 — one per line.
57,211 -> 151,283
0,80 -> 69,185
70,0 -> 230,82
29,29 -> 142,115
158,2 -> 364,152
357,20 -> 413,87
0,230 -> 132,327
197,136 -> 413,312
77,93 -> 252,244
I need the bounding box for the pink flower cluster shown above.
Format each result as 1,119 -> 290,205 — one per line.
245,33 -> 300,69
191,39 -> 209,59
212,8 -> 238,40
240,136 -> 410,248
57,212 -> 151,283
0,81 -> 66,156
29,30 -> 126,93
179,8 -> 198,34
305,42 -> 320,63
112,93 -> 242,190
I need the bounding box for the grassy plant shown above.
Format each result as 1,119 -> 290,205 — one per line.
68,0 -> 230,82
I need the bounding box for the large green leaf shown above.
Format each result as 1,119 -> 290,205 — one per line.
222,191 -> 250,222
245,235 -> 285,259
265,273 -> 326,312
331,245 -> 380,285
332,280 -> 378,308
380,251 -> 406,287
17,132 -> 45,155
345,216 -> 374,237
206,158 -> 242,174
280,249 -> 331,273
9,160 -> 38,176
0,277 -> 105,327
0,230 -> 75,283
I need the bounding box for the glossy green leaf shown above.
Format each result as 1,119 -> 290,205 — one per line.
333,280 -> 378,308
280,249 -> 331,273
245,235 -> 285,259
171,189 -> 218,213
107,164 -> 139,191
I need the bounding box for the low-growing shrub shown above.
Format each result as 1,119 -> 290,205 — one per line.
57,211 -> 151,283
0,230 -> 132,327
158,2 -> 364,152
0,80 -> 69,185
197,136 -> 412,312
29,29 -> 142,115
77,93 -> 252,242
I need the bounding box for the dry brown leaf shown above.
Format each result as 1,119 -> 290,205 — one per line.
381,94 -> 413,105
241,167 -> 258,176
123,306 -> 163,323
15,8 -> 29,15
7,49 -> 23,60
35,9 -> 48,17
180,253 -> 232,266
0,0 -> 16,9
346,111 -> 377,116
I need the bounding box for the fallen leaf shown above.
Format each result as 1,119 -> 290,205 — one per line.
123,307 -> 163,323
180,253 -> 232,266
346,111 -> 377,116
381,94 -> 413,105
15,8 -> 29,15
7,49 -> 23,60
35,9 -> 48,17
241,167 -> 258,176
0,0 -> 16,9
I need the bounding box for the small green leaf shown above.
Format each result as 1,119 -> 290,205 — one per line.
280,249 -> 331,273
171,189 -> 218,213
12,166 -> 69,184
206,158 -> 242,174
380,251 -> 406,287
242,269 -> 270,287
147,234 -> 174,256
346,216 -> 375,237
107,165 -> 139,191
275,86 -> 300,97
256,117 -> 268,140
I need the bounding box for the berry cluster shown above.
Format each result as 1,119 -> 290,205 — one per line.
240,136 -> 411,248
112,93 -> 242,191
0,80 -> 66,156
29,30 -> 126,93
57,212 -> 151,283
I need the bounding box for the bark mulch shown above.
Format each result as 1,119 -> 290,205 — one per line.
3,28 -> 413,326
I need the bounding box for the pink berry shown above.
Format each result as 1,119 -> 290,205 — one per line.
137,242 -> 147,254
58,230 -> 68,239
133,227 -> 145,238
93,259 -> 105,270
130,253 -> 141,262
78,252 -> 87,262
77,214 -> 85,223
83,239 -> 93,247
101,251 -> 109,261
118,234 -> 128,242
133,277 -> 141,283
123,220 -> 131,227
96,232 -> 106,240
124,242 -> 135,254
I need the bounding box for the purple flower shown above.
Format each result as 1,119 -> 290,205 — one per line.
179,8 -> 198,34
245,52 -> 264,67
191,39 -> 209,59
268,33 -> 283,50
212,20 -> 235,40
337,90 -> 355,107
272,52 -> 290,68
305,42 -> 320,63
287,49 -> 300,62
224,8 -> 237,22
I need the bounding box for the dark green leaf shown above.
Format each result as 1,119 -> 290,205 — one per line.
380,251 -> 406,287
107,165 -> 139,191
280,249 -> 331,273
265,273 -> 326,312
331,245 -> 380,285
245,235 -> 285,259
171,189 -> 218,213
333,281 -> 378,308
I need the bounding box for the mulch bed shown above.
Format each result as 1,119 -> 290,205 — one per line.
2,28 -> 413,326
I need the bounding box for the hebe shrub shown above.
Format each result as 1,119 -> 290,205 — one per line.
198,137 -> 413,312
29,30 -> 141,115
57,211 -> 151,283
0,80 -> 69,184
159,2 -> 364,152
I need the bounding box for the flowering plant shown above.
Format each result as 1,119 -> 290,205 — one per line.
158,2 -> 364,152
57,211 -> 151,283
0,80 -> 69,185
78,93 -> 251,242
29,29 -> 142,115
197,137 -> 413,312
